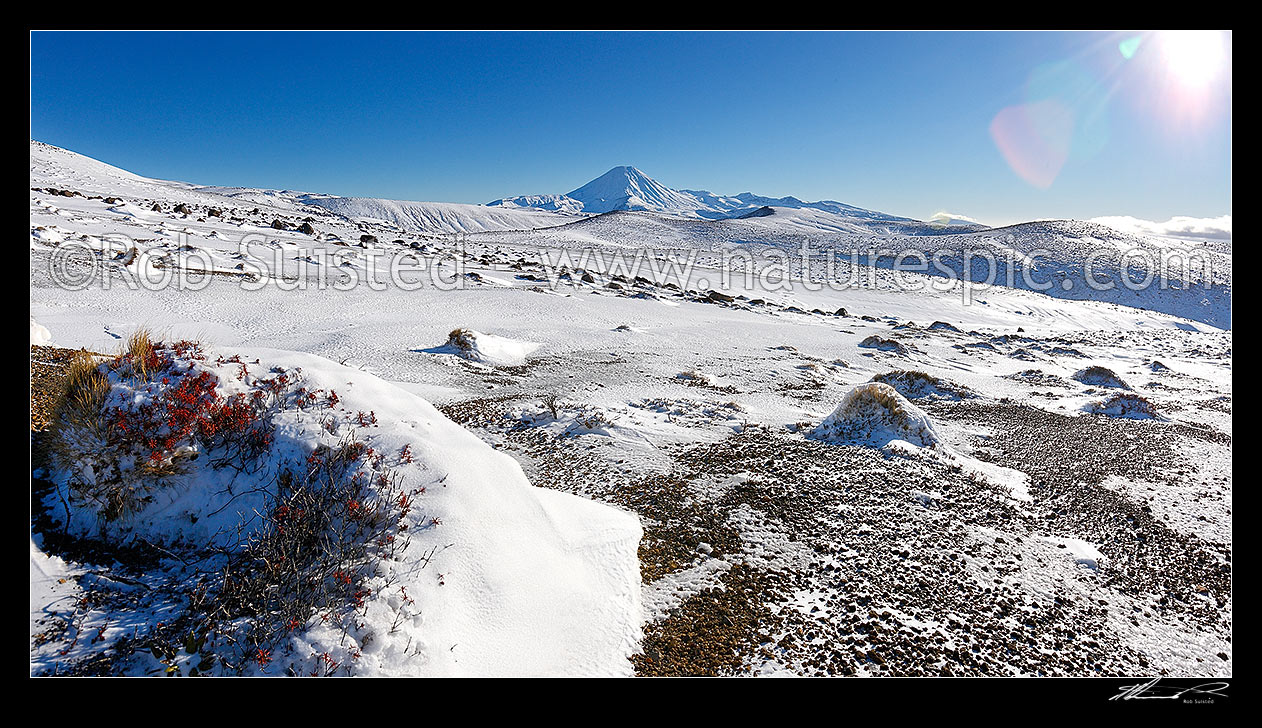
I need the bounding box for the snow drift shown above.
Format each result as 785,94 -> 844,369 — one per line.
45,343 -> 642,676
427,328 -> 540,367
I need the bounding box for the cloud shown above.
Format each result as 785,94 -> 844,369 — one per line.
1089,214 -> 1232,242
930,210 -> 981,224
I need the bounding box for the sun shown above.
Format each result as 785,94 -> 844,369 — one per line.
1157,31 -> 1227,89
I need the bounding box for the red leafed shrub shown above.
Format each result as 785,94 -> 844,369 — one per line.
47,334 -> 418,675
52,339 -> 288,521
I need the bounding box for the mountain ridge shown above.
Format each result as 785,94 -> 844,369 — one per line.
488,164 -> 929,225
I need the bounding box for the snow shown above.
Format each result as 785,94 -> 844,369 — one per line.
1039,536 -> 1106,570
31,318 -> 52,346
29,139 -> 1232,677
424,329 -> 540,367
809,383 -> 940,448
29,538 -> 77,642
44,345 -> 643,676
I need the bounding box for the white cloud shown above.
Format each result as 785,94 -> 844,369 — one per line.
1089,214 -> 1232,242
928,211 -> 984,226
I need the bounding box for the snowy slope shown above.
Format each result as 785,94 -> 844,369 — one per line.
470,212 -> 1231,326
31,141 -> 255,210
297,195 -> 583,234
31,141 -> 582,237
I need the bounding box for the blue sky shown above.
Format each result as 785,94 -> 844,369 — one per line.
30,31 -> 1231,226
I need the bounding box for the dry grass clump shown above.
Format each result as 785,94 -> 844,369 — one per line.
1088,393 -> 1158,419
871,370 -> 972,400
1072,366 -> 1129,389
839,382 -> 913,420
51,350 -> 111,442
125,329 -> 156,377
447,328 -> 477,352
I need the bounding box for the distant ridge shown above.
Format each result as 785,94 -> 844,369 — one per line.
489,165 -> 928,224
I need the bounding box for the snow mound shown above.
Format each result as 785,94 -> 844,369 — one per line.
809,383 -> 940,448
1041,536 -> 1105,570
1085,393 -> 1160,419
30,318 -> 52,346
858,335 -> 911,355
45,343 -> 641,676
1072,366 -> 1130,389
428,328 -> 540,366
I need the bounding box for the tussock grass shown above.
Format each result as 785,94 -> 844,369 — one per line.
48,349 -> 133,520
49,349 -> 111,450
871,369 -> 972,400
447,328 -> 476,352
118,327 -> 161,384
48,329 -> 196,523
837,382 -> 914,421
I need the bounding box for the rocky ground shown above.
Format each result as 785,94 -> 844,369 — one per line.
439,379 -> 1232,677
29,345 -> 79,432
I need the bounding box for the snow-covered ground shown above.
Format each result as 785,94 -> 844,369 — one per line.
32,344 -> 640,676
30,141 -> 1231,676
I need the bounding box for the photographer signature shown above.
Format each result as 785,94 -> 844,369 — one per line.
1110,677 -> 1229,701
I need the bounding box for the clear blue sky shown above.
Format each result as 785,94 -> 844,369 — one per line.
30,31 -> 1231,225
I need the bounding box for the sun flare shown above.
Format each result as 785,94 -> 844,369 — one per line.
1157,30 -> 1227,88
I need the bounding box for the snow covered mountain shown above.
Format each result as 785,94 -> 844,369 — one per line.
488,165 -> 933,225
566,166 -> 709,215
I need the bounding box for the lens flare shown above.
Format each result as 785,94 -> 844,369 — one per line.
989,59 -> 1111,189
1118,36 -> 1142,60
990,99 -> 1074,189
1157,31 -> 1226,89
